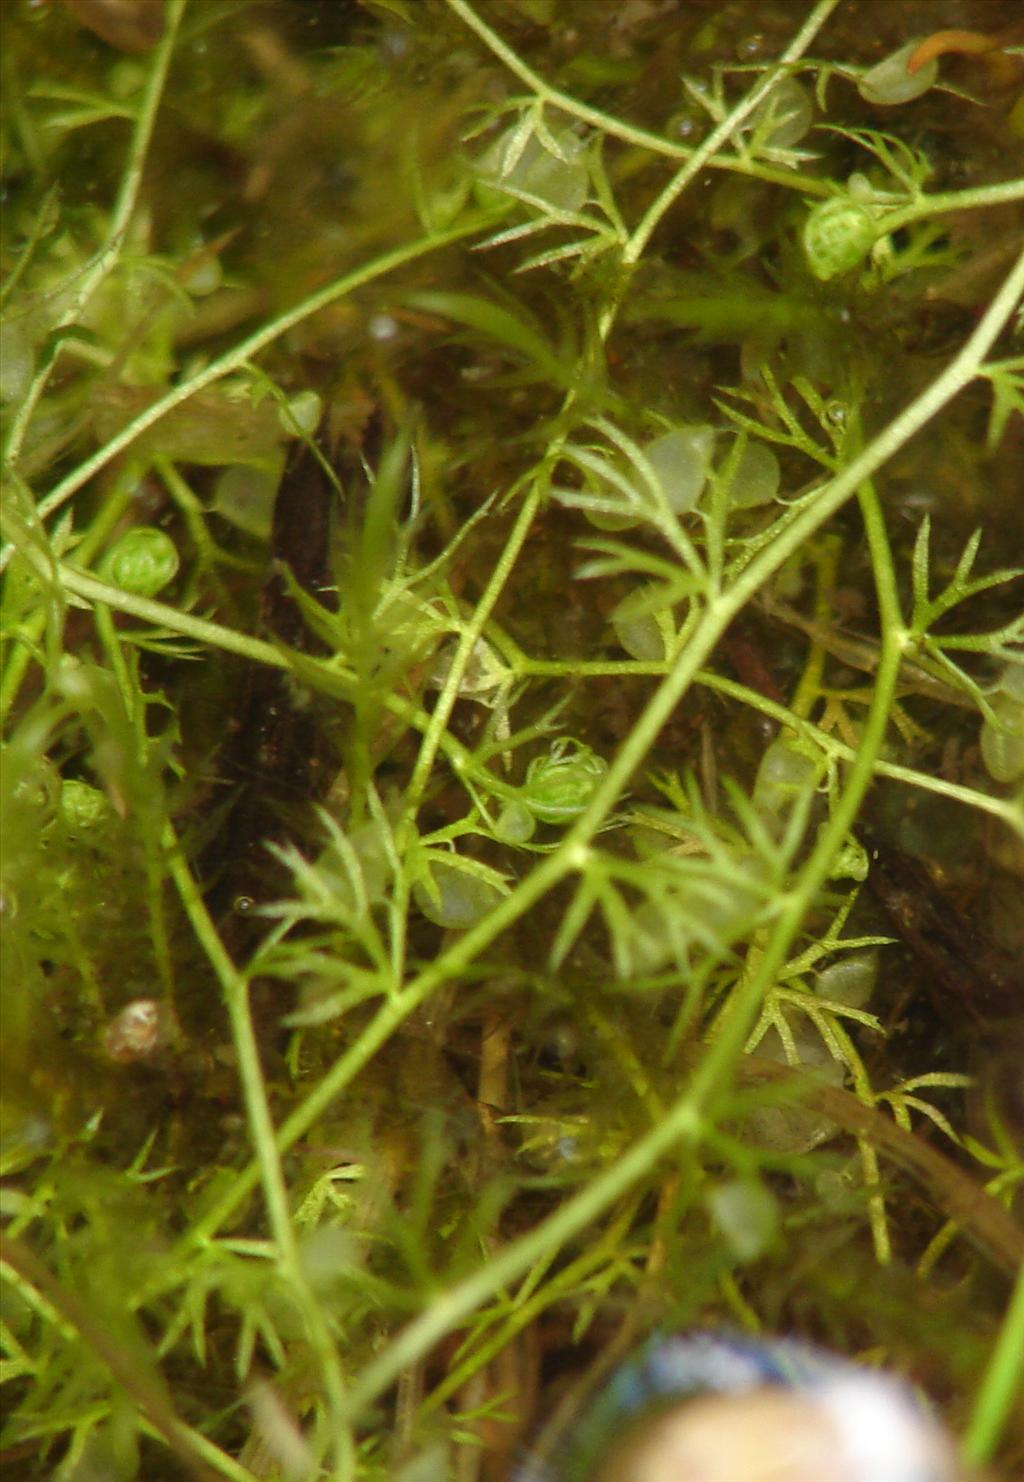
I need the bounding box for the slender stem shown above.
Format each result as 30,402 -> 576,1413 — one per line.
1,0 -> 188,474
0,183 -> 60,309
550,245 -> 1024,862
620,0 -> 842,270
695,670 -> 1024,832
448,0 -> 840,349
961,1260 -> 1024,1466
342,1094 -> 706,1420
882,177 -> 1024,234
178,988 -> 437,1249
417,1215 -> 637,1417
388,484 -> 541,978
24,224 -> 487,534
16,554 -> 506,807
444,0 -> 833,196
403,485 -> 540,820
175,242 -> 1024,1261
51,564 -> 290,668
34,518 -> 1021,838
315,250 -> 1024,1416
164,825 -> 355,1481
669,520 -> 901,1127
654,470 -> 902,1188
344,1049 -> 1024,1418
0,465 -> 142,722
491,656 -> 1021,831
445,0 -> 695,159
93,605 -> 176,997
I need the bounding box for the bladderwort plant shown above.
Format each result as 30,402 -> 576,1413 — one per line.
2,1 -> 1023,1478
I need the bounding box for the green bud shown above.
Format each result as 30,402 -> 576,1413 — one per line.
803,196 -> 876,281
523,739 -> 608,825
60,779 -> 110,832
102,527 -> 179,597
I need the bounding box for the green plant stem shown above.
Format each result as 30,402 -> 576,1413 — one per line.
444,0 -> 834,197
288,250 -> 1024,1413
0,184 -> 59,310
0,219 -> 490,574
961,1260 -> 1024,1466
93,604 -> 176,998
694,670 -> 1024,834
882,178 -> 1024,235
0,464 -> 144,722
1,0 -> 188,475
344,1047 -> 1024,1421
674,468 -> 900,1229
620,0 -> 841,272
388,483 -> 541,977
419,1199 -> 644,1418
174,244 -> 1024,1275
138,1422 -> 264,1482
519,648 -> 1013,790
48,564 -> 290,667
555,251 -> 1024,864
841,471 -> 906,1264
163,823 -> 355,1482
33,557 -> 1023,838
405,487 -> 540,821
341,1091 -> 707,1422
11,555 -> 505,818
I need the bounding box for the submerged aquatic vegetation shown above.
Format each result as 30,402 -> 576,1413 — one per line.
1,0 -> 1023,1479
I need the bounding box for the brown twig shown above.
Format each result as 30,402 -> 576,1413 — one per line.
728,1054 -> 1024,1278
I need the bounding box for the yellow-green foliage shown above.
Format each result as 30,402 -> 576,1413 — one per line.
2,1 -> 1022,1479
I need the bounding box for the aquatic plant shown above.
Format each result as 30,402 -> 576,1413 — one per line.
2,1 -> 1022,1479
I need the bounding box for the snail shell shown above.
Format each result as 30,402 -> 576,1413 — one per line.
551,1331 -> 967,1482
